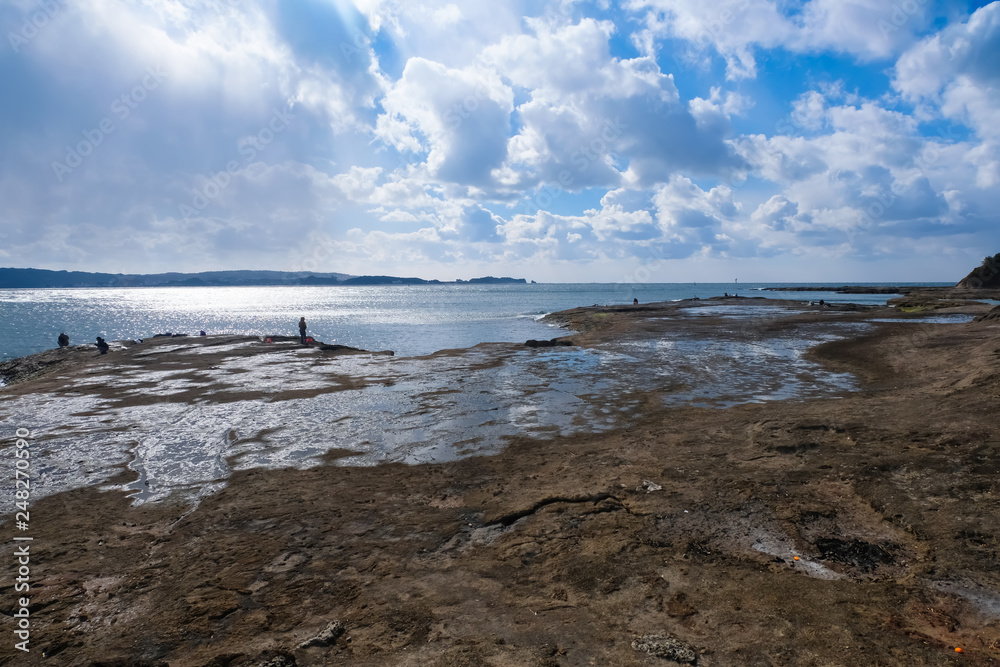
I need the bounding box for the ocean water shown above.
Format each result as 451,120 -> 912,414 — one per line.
0,282 -> 951,360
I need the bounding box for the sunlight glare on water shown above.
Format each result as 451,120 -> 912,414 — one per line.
0,282 -> 953,360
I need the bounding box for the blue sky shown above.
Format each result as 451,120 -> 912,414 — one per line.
1,0 -> 998,282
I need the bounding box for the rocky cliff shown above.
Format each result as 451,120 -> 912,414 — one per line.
957,253 -> 1000,288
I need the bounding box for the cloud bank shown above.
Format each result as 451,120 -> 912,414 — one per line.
1,0 -> 997,281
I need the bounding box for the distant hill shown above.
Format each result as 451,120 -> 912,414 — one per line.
276,275 -> 527,286
0,268 -> 529,288
957,254 -> 1000,288
462,276 -> 528,284
341,275 -> 443,285
0,268 -> 353,288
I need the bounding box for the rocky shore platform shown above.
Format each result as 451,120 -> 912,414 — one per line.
762,284 -> 1000,300
2,298 -> 999,665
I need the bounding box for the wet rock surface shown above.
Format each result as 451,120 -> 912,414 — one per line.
524,337 -> 575,348
887,295 -> 986,311
814,538 -> 895,573
1,302 -> 999,665
0,344 -> 104,386
0,307 -> 876,505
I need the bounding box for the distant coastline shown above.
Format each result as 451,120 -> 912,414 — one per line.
761,285 -> 940,294
0,267 -> 530,289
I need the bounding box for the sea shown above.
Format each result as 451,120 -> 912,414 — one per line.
0,282 -> 956,361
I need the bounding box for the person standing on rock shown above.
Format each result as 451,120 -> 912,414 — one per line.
299,317 -> 308,345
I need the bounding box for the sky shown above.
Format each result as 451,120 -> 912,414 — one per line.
1,0 -> 998,283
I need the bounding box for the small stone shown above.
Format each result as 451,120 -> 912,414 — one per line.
249,650 -> 297,667
298,620 -> 346,648
631,634 -> 698,664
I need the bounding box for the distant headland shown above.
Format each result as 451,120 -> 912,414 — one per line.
957,253 -> 1000,289
0,268 -> 530,289
761,253 -> 1000,295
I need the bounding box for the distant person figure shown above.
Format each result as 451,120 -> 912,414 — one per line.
57,332 -> 69,348
200,330 -> 207,336
299,317 -> 308,345
819,299 -> 826,307
96,337 -> 109,354
724,292 -> 729,297
633,298 -> 638,305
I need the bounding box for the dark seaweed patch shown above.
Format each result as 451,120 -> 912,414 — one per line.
814,538 -> 893,572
